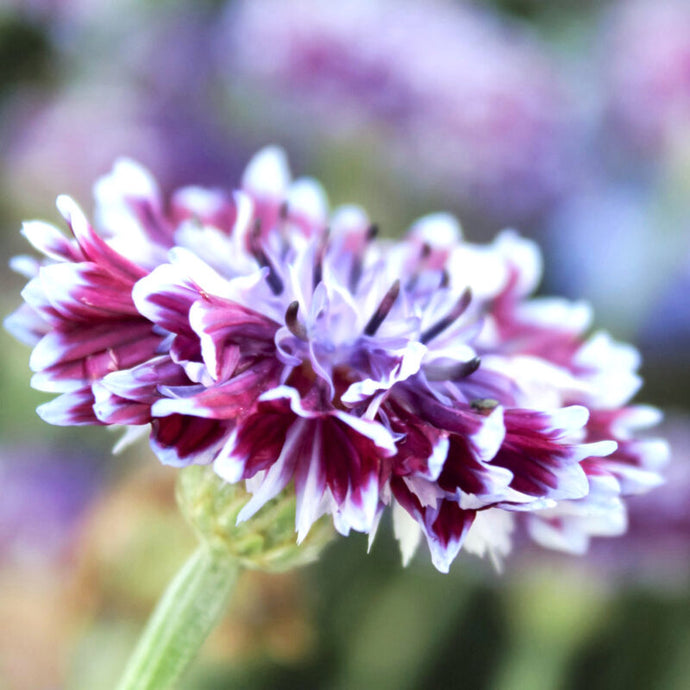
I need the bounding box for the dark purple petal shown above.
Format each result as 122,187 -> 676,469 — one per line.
492,407 -> 597,501
392,477 -> 475,573
150,414 -> 233,467
387,400 -> 449,480
222,397 -> 296,479
406,392 -> 505,460
438,432 -> 513,501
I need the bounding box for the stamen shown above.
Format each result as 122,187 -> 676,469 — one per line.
249,218 -> 284,294
285,301 -> 308,340
313,228 -> 330,289
455,356 -> 481,379
420,287 -> 472,344
439,269 -> 450,289
364,279 -> 401,336
405,242 -> 435,291
349,224 -> 378,292
425,356 -> 481,382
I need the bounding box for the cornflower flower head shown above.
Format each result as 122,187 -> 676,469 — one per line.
6,147 -> 667,572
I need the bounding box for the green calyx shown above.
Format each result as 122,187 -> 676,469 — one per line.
176,465 -> 335,573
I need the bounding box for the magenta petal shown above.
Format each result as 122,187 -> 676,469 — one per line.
30,321 -> 163,392
151,359 -> 281,420
424,501 -> 477,573
36,386 -> 103,426
92,383 -> 152,425
410,393 -> 505,461
132,264 -> 200,334
57,195 -> 147,282
39,262 -> 139,321
30,319 -> 159,372
19,277 -> 64,326
293,422 -> 329,541
21,220 -> 85,263
170,187 -> 238,233
4,304 -> 49,347
189,297 -> 279,381
100,355 -> 189,402
235,421 -> 303,523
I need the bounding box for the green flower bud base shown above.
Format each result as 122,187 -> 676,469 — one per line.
177,465 -> 334,572
115,465 -> 334,690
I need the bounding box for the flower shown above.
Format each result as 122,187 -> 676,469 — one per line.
5,146 -> 667,572
220,0 -> 576,222
605,0 -> 690,154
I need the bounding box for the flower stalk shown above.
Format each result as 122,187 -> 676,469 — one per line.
115,465 -> 334,689
115,544 -> 239,690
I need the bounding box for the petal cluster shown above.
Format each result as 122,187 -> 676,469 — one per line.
5,147 -> 667,572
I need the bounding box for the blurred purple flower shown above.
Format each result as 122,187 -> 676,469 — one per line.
544,184 -> 667,336
5,147 -> 667,572
638,247 -> 690,361
221,0 -> 577,222
0,446 -> 101,564
3,81 -> 246,211
606,0 -> 690,154
2,6 -> 246,210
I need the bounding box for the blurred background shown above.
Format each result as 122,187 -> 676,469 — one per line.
1,0 -> 690,688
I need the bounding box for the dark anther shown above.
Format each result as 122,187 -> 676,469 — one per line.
349,225 -> 378,292
249,218 -> 284,294
456,356 -> 481,379
364,279 -> 401,336
470,398 -> 499,414
420,287 -> 472,344
406,243 -> 433,292
313,258 -> 323,290
366,223 -> 379,241
313,228 -> 330,289
285,301 -> 308,340
425,356 -> 481,382
279,201 -> 289,220
439,269 -> 450,289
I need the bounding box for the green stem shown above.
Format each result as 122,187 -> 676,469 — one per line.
115,545 -> 240,690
